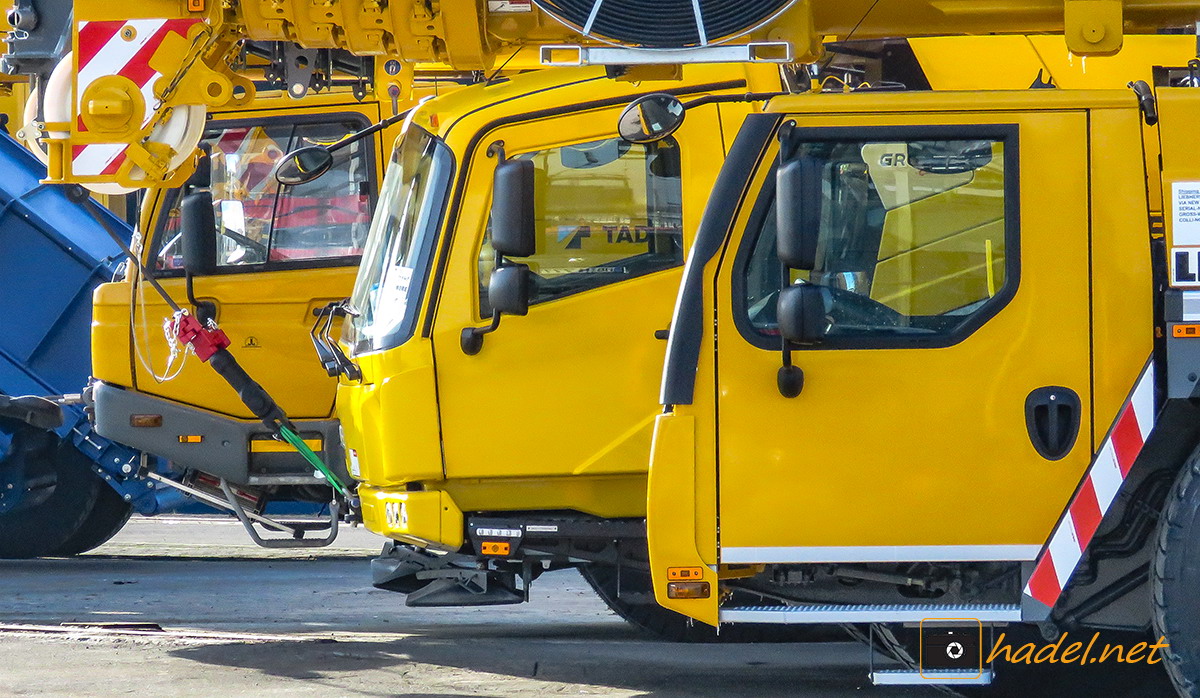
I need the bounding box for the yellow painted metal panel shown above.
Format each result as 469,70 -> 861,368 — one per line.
90,281 -> 134,387
439,474 -> 646,518
1087,107 -> 1154,450
359,486 -> 464,551
429,71 -> 752,488
646,412 -> 719,627
714,109 -> 1094,552
336,339 -> 444,487
127,266 -> 354,419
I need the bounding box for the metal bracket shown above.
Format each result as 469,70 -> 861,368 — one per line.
539,42 -> 794,67
219,479 -> 339,548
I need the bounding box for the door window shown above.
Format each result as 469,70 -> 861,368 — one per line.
739,130 -> 1017,347
479,137 -> 683,316
153,118 -> 373,272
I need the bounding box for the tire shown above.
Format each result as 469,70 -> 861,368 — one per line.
0,443 -> 101,558
580,563 -> 837,643
49,479 -> 133,556
1153,448 -> 1200,697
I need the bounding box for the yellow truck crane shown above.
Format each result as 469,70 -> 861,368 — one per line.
32,0 -> 1200,678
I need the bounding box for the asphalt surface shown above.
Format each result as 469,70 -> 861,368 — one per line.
0,517 -> 937,696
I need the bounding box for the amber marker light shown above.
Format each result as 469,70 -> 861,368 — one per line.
178,435 -> 203,444
667,566 -> 705,581
480,541 -> 511,556
666,581 -> 711,599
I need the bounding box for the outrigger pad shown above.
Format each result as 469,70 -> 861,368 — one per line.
404,577 -> 524,607
371,541 -> 526,606
370,544 -> 439,594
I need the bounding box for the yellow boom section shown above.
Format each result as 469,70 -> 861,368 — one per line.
45,0 -> 1200,191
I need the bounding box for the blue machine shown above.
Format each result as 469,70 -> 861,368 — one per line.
0,129 -> 186,534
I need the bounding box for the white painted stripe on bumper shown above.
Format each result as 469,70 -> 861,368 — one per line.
719,544 -> 1042,564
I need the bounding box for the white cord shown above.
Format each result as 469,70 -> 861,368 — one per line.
130,265 -> 189,383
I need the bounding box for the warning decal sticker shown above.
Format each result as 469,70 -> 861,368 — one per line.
1171,182 -> 1200,288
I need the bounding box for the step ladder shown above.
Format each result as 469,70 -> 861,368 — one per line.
719,602 -> 1021,624
871,668 -> 994,686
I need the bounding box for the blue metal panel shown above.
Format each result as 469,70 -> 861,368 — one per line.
0,130 -> 182,515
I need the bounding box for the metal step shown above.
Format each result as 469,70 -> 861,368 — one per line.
871,668 -> 994,686
720,602 -> 1021,624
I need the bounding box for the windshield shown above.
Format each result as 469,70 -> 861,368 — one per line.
345,124 -> 453,354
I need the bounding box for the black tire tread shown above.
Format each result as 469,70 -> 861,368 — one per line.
0,444 -> 100,558
1152,449 -> 1200,697
49,480 -> 133,556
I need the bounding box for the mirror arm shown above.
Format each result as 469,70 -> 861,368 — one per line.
183,273 -> 216,325
776,261 -> 805,399
328,109 -> 411,154
460,311 -> 502,356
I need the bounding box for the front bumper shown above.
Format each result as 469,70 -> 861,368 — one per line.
358,485 -> 465,552
92,381 -> 348,487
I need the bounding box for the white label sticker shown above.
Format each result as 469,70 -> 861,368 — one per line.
1171,247 -> 1200,288
488,0 -> 533,11
347,448 -> 361,477
1173,182 -> 1200,246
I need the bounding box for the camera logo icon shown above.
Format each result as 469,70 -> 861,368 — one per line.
919,619 -> 983,680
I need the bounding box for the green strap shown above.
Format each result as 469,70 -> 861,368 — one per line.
278,424 -> 349,497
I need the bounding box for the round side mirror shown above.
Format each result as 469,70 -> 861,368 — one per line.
617,93 -> 685,144
273,145 -> 334,185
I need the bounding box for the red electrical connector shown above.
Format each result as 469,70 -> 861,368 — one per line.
173,312 -> 231,362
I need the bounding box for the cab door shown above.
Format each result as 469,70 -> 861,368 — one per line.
131,103 -> 381,419
714,110 -> 1093,563
431,104 -> 725,496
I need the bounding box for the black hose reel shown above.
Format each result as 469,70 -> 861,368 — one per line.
533,0 -> 793,48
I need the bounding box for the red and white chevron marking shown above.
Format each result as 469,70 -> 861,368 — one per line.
1023,361 -> 1157,609
73,18 -> 201,177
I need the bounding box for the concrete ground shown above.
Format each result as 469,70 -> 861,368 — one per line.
0,517 -> 1011,696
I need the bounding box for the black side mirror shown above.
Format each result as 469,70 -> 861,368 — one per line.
491,159 -> 536,257
776,155 -> 822,270
180,190 -> 217,277
774,283 -> 827,399
618,93 -> 685,144
460,263 -> 533,355
274,145 -> 334,186
777,284 -> 826,345
489,264 -> 531,317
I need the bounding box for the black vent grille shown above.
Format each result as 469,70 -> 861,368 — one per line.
533,0 -> 792,48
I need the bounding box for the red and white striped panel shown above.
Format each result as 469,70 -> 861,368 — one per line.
1023,361 -> 1157,609
73,18 -> 202,177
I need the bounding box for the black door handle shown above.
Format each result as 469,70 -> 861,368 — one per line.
1025,386 -> 1081,461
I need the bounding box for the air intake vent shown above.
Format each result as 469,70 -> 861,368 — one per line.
532,0 -> 793,48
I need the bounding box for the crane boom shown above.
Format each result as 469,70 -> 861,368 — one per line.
18,0 -> 1200,192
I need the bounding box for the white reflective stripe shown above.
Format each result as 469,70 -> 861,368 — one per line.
72,142 -> 124,176
719,605 -> 1022,624
77,18 -> 167,98
1131,366 -> 1156,441
1090,440 -> 1124,512
1046,513 -> 1083,589
719,544 -> 1041,564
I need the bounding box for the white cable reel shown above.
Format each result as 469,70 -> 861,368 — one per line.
25,51 -> 206,195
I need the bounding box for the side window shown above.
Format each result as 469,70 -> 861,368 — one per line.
154,119 -> 373,271
479,137 -> 683,316
741,133 -> 1015,345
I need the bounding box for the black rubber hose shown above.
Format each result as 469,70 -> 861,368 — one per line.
208,348 -> 289,430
